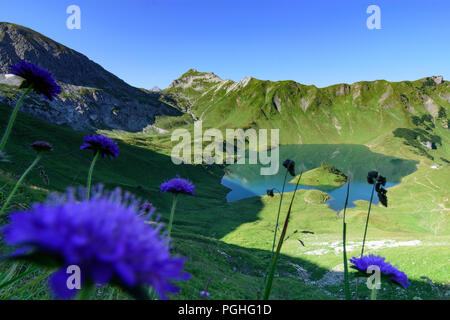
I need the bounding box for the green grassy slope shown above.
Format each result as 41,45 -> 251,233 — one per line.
0,102 -> 333,300
0,69 -> 449,300
161,71 -> 450,161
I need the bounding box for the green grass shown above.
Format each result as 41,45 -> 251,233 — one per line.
0,102 -> 332,300
290,162 -> 347,187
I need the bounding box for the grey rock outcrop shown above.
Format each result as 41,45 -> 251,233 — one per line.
0,22 -> 180,131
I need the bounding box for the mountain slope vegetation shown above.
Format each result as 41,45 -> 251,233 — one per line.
0,23 -> 448,300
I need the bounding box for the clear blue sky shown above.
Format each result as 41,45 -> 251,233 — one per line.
1,0 -> 449,89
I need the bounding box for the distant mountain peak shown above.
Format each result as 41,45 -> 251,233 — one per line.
168,69 -> 223,90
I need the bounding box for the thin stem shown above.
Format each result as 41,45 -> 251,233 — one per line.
0,155 -> 41,215
148,287 -> 158,300
370,286 -> 378,300
263,172 -> 302,300
204,275 -> 212,292
355,183 -> 376,300
77,282 -> 95,300
167,193 -> 179,238
86,151 -> 100,200
360,184 -> 376,258
0,86 -> 33,152
271,169 -> 289,254
342,180 -> 351,300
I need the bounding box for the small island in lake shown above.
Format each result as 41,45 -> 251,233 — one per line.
290,162 -> 348,187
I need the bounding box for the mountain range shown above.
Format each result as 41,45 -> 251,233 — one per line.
0,22 -> 449,301
0,22 -> 449,160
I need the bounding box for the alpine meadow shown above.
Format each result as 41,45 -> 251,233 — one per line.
0,17 -> 448,302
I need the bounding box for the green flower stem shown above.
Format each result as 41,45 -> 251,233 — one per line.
370,286 -> 378,300
271,169 -> 288,254
360,183 -> 376,257
263,172 -> 302,300
77,282 -> 95,300
167,194 -> 179,238
0,86 -> 33,152
342,180 -> 351,300
343,223 -> 351,300
86,151 -> 100,200
0,154 -> 41,215
149,287 -> 158,300
355,183 -> 376,299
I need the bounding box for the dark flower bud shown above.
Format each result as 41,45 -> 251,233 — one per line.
378,193 -> 388,207
31,141 -> 53,153
377,188 -> 388,207
266,189 -> 275,197
375,183 -> 381,192
367,170 -> 379,184
283,159 -> 296,177
377,175 -> 387,186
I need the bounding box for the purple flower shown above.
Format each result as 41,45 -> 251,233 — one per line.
200,291 -> 210,297
80,134 -> 119,159
159,178 -> 195,196
31,141 -> 53,153
139,202 -> 155,215
350,254 -> 410,288
10,60 -> 61,101
2,186 -> 190,300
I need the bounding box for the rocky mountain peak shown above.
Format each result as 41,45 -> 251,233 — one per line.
0,22 -> 179,131
168,69 -> 224,90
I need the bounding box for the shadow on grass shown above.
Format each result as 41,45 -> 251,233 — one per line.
171,231 -> 449,300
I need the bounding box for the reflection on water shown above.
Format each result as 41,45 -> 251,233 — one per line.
221,144 -> 418,211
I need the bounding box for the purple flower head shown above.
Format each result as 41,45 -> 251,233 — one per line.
350,254 -> 410,288
10,60 -> 61,101
31,141 -> 53,154
200,291 -> 210,297
139,202 -> 155,215
2,186 -> 190,300
80,134 -> 119,159
159,177 -> 195,196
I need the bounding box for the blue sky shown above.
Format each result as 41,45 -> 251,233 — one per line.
1,0 -> 449,89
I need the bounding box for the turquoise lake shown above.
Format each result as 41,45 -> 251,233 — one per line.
221,144 -> 418,211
